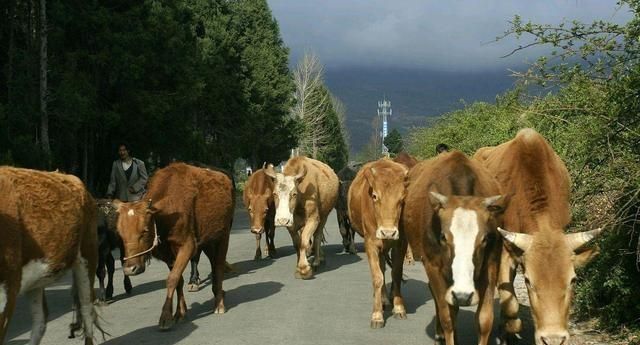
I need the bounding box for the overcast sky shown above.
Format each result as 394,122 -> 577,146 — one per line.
268,1 -> 631,71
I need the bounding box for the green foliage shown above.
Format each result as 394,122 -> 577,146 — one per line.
409,3 -> 640,333
0,0 -> 297,192
384,128 -> 403,154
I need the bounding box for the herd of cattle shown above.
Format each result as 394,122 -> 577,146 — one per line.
0,128 -> 602,345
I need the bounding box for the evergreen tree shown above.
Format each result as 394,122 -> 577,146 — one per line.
384,128 -> 403,155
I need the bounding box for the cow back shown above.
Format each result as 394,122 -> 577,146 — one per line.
474,128 -> 571,235
145,163 -> 235,249
284,157 -> 339,220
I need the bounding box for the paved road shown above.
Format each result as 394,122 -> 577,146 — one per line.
6,208 -> 536,345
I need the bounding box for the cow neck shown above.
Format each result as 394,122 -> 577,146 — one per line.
123,219 -> 160,261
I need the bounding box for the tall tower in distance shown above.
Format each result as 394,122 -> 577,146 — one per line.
377,97 -> 392,155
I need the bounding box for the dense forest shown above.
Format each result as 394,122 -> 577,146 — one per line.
0,0 -> 348,195
408,0 -> 640,339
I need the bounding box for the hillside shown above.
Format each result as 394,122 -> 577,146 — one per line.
324,67 -> 517,153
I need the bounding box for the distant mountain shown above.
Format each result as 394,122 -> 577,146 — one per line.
324,67 -> 517,154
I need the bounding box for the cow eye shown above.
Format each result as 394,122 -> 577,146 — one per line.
248,206 -> 253,212
570,277 -> 577,286
291,191 -> 297,197
372,192 -> 379,202
439,232 -> 446,243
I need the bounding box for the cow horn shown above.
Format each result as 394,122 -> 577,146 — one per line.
429,191 -> 448,208
497,227 -> 532,252
566,228 -> 603,251
147,199 -> 153,209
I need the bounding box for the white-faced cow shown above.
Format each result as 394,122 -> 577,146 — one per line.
473,128 -> 601,345
0,167 -> 101,345
243,164 -> 277,260
265,156 -> 339,279
348,158 -> 409,328
402,151 -> 507,345
113,163 -> 234,330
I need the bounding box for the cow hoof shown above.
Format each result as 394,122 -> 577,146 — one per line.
294,269 -> 313,280
158,315 -> 175,331
497,332 -> 522,345
254,252 -> 262,261
370,319 -> 385,329
393,311 -> 407,320
187,283 -> 199,292
124,279 -> 133,295
268,248 -> 277,258
106,285 -> 114,299
214,305 -> 226,314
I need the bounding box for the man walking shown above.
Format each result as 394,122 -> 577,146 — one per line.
106,143 -> 148,201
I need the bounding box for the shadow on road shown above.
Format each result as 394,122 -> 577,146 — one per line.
101,320 -> 198,345
401,279 -> 432,314
314,244 -> 363,276
424,302 -> 535,345
188,281 -> 284,318
6,288 -> 73,340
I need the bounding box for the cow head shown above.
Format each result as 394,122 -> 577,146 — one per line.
497,227 -> 602,345
247,193 -> 272,234
112,199 -> 158,276
265,164 -> 306,227
430,191 -> 507,307
362,163 -> 408,240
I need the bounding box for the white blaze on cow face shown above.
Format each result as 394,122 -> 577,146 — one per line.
273,174 -> 298,227
0,283 -> 7,314
127,209 -> 135,216
446,207 -> 481,307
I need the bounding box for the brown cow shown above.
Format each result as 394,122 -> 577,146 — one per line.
402,151 -> 507,345
113,162 -> 234,330
473,128 -> 601,345
265,156 -> 339,279
336,164 -> 361,254
0,167 -> 100,345
348,158 -> 409,328
243,164 -> 277,260
393,152 -> 418,264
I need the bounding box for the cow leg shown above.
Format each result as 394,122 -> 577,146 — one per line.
391,239 -> 407,320
295,218 -> 318,279
96,251 -> 107,302
476,248 -> 500,345
119,243 -> 132,295
26,288 -> 47,345
311,220 -> 326,268
347,225 -> 357,254
174,276 -> 187,322
404,245 -> 415,265
265,219 -> 277,258
0,277 -> 19,344
426,263 -> 457,345
379,249 -> 391,309
159,242 -> 194,330
72,254 -> 97,345
365,239 -> 385,328
287,225 -> 302,253
204,235 -> 229,314
187,249 -> 201,292
498,247 -> 521,344
254,233 -> 262,261
106,251 -> 115,300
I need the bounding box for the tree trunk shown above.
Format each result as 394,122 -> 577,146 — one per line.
39,0 -> 50,168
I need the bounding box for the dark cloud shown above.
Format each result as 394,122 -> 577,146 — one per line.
269,0 -> 631,71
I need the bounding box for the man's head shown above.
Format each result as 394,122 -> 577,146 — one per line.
118,143 -> 131,161
436,143 -> 450,154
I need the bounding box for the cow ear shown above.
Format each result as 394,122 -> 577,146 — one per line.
264,164 -> 277,179
429,191 -> 448,210
484,194 -> 508,214
112,199 -> 123,213
573,246 -> 599,269
295,166 -> 307,182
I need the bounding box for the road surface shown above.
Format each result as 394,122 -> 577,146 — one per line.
6,208 -> 537,345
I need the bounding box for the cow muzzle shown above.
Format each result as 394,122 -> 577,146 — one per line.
445,288 -> 479,307
536,331 -> 569,345
275,217 -> 293,227
124,264 -> 145,276
375,227 -> 399,240
250,227 -> 264,235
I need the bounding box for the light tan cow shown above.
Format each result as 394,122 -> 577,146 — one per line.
265,156 -> 339,279
348,158 -> 409,328
474,128 -> 601,345
0,167 -> 100,345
